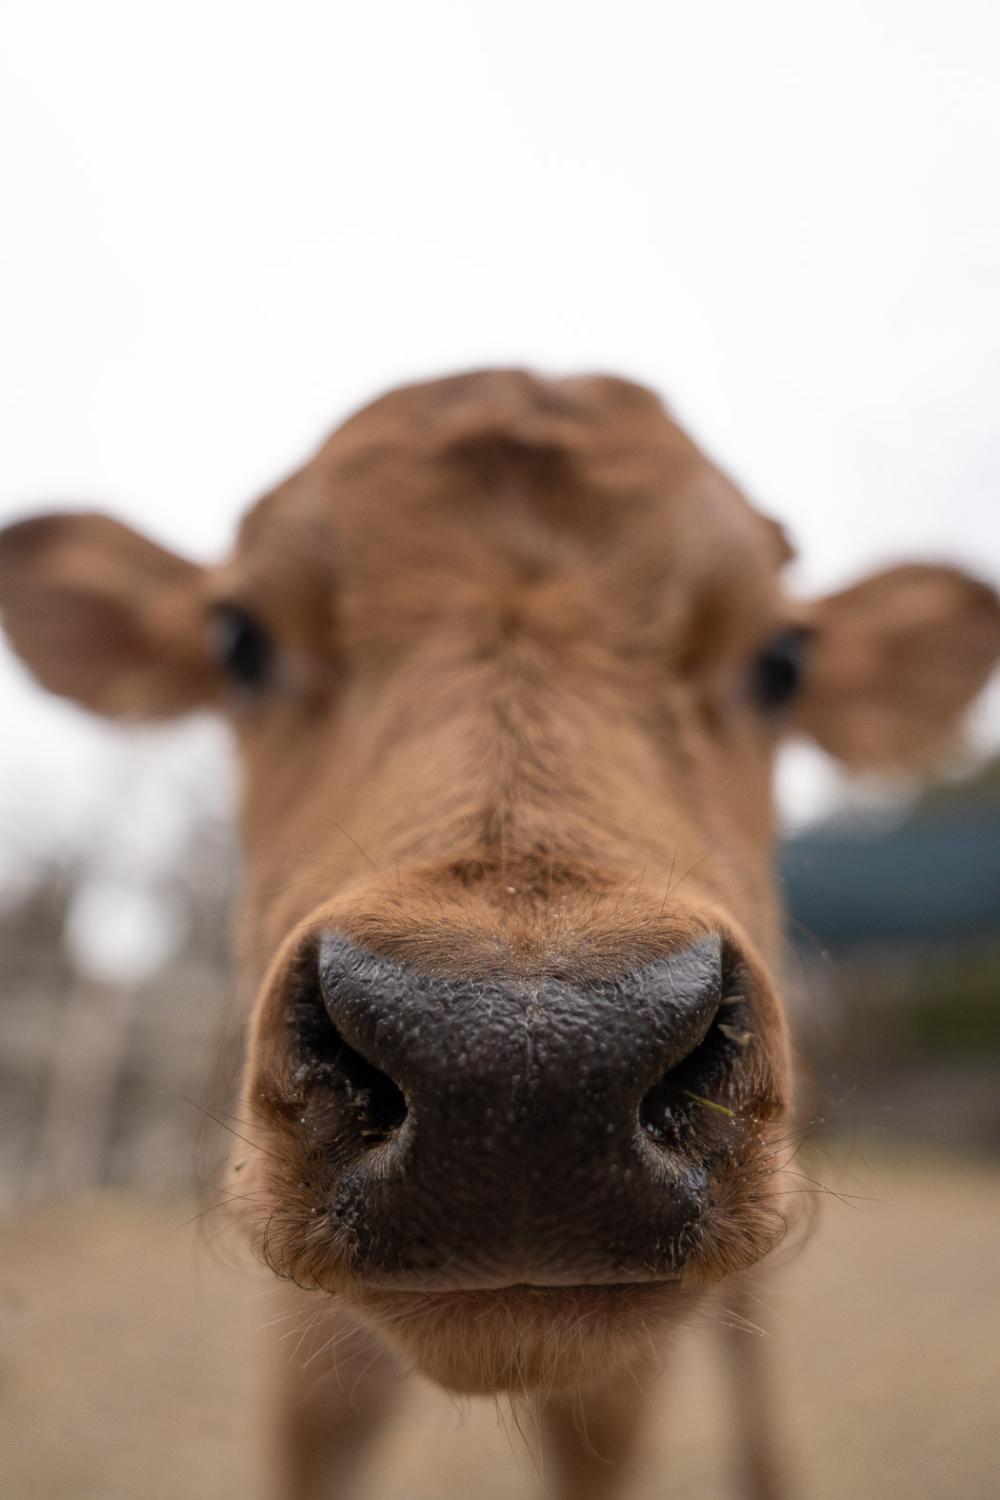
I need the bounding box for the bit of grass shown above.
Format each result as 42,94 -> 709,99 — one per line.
683,1090 -> 736,1118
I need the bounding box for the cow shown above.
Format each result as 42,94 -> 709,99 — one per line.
1,370 -> 997,1499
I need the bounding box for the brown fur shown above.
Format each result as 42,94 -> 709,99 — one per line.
2,369 -> 998,1498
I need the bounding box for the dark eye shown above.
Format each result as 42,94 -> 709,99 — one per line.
751,627 -> 811,712
210,604 -> 273,691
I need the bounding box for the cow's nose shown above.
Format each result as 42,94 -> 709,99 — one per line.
293,931 -> 753,1285
311,931 -> 723,1135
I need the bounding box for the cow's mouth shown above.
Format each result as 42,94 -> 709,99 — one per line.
351,1279 -> 691,1393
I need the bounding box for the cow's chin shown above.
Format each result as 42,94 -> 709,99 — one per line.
349,1283 -> 694,1395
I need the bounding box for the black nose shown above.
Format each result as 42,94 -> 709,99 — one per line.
292,932 -> 753,1286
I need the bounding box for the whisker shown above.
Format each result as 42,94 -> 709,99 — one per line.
179,1095 -> 283,1162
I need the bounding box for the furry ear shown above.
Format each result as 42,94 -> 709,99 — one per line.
794,563 -> 1000,770
0,511 -> 220,719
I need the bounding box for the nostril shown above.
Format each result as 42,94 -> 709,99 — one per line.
639,1026 -> 725,1143
639,942 -> 753,1145
293,971 -> 407,1142
333,1028 -> 408,1139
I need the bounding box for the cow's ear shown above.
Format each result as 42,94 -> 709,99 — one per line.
0,511 -> 221,719
794,563 -> 1000,770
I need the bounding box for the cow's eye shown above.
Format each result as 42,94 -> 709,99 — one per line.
210,604 -> 273,691
751,627 -> 811,712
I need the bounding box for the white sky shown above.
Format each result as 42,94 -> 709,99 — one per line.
1,0 -> 999,950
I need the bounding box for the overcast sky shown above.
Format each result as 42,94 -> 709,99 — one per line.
1,1 -> 998,951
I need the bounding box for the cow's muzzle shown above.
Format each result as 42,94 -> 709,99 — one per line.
267,929 -> 786,1290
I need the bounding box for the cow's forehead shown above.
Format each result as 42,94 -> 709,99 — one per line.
232,371 -> 790,649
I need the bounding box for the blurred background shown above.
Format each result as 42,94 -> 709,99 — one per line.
1,3 -> 998,1497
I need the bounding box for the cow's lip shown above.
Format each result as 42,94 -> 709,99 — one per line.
355,1269 -> 682,1291
476,1280 -> 672,1299
351,1279 -> 680,1312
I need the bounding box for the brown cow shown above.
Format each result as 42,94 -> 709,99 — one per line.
1,370 -> 998,1499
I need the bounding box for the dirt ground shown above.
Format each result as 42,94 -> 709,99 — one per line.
1,1150 -> 998,1500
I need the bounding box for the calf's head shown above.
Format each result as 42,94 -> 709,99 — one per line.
2,371 -> 998,1392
